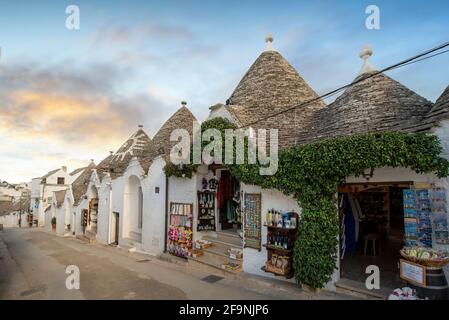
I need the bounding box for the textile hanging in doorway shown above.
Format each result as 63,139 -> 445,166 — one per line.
243,193 -> 261,251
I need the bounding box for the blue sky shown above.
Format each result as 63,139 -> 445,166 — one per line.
0,0 -> 448,182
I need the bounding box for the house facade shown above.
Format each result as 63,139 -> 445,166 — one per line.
31,166 -> 80,227
164,37 -> 449,290
34,35 -> 449,293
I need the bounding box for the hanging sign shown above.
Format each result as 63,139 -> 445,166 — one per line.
400,259 -> 426,287
244,193 -> 262,251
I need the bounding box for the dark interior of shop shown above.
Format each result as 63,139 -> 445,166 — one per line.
339,183 -> 411,289
217,170 -> 241,232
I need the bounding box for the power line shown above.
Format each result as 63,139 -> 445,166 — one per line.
241,41 -> 449,128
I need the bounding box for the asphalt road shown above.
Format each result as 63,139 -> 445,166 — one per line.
0,228 -> 351,300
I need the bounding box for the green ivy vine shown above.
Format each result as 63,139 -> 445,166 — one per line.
164,117 -> 449,289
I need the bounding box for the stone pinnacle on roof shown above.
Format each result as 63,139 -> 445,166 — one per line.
264,33 -> 275,52
358,44 -> 376,75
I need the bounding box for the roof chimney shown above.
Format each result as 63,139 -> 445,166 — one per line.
62,166 -> 67,172
138,124 -> 143,129
358,44 -> 376,75
264,33 -> 275,52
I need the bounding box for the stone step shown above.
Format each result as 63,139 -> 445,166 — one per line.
203,233 -> 242,248
203,242 -> 243,261
336,278 -> 391,300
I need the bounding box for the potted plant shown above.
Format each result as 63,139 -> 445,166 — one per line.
51,217 -> 56,230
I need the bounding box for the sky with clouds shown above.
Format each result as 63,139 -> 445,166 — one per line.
0,0 -> 448,183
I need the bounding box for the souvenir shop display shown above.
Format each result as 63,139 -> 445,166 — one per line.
228,248 -> 243,260
208,177 -> 218,190
403,189 -> 432,247
197,191 -> 216,231
243,193 -> 262,250
193,239 -> 212,249
400,246 -> 449,268
388,287 -> 423,300
188,249 -> 204,258
167,202 -> 193,258
201,178 -> 208,190
430,187 -> 449,244
400,246 -> 449,300
262,211 -> 299,278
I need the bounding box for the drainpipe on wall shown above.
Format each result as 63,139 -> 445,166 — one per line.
164,176 -> 169,253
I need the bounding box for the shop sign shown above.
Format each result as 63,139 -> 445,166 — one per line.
400,259 -> 426,287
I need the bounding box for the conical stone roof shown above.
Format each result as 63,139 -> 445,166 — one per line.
224,37 -> 325,149
105,128 -> 152,179
296,47 -> 433,144
141,105 -> 198,171
228,50 -> 325,116
406,85 -> 449,132
72,161 -> 97,206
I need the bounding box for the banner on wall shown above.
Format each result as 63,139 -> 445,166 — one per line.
244,193 -> 262,251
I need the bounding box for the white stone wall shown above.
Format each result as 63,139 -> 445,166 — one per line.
240,183 -> 301,283
74,198 -> 88,236
142,157 -> 167,254
111,177 -> 125,243
0,212 -> 27,228
96,176 -> 112,244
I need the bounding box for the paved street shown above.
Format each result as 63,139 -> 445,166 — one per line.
0,228 -> 352,300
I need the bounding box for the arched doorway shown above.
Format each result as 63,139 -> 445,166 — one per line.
86,185 -> 99,234
123,175 -> 143,242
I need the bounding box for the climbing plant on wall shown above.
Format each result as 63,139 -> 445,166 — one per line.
164,117 -> 449,288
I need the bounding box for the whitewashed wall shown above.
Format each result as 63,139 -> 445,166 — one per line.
0,212 -> 27,228
142,157 -> 167,254
96,175 -> 112,244
74,198 -> 87,236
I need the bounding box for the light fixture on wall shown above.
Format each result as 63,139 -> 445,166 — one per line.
362,167 -> 375,181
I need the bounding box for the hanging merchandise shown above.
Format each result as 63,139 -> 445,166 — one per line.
201,178 -> 208,190
243,193 -> 261,250
216,174 -> 233,209
403,189 -> 433,247
197,191 -> 216,231
208,177 -> 218,190
416,189 -> 433,247
430,187 -> 449,244
167,202 -> 193,258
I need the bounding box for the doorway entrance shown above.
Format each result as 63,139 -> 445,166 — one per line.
339,182 -> 411,290
111,211 -> 119,245
216,170 -> 241,233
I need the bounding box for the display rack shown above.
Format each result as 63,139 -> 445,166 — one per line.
261,211 -> 299,279
197,191 -> 216,231
167,202 -> 193,258
403,189 -> 433,247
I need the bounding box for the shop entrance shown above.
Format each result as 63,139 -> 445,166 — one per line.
339,182 -> 411,290
216,170 -> 241,233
